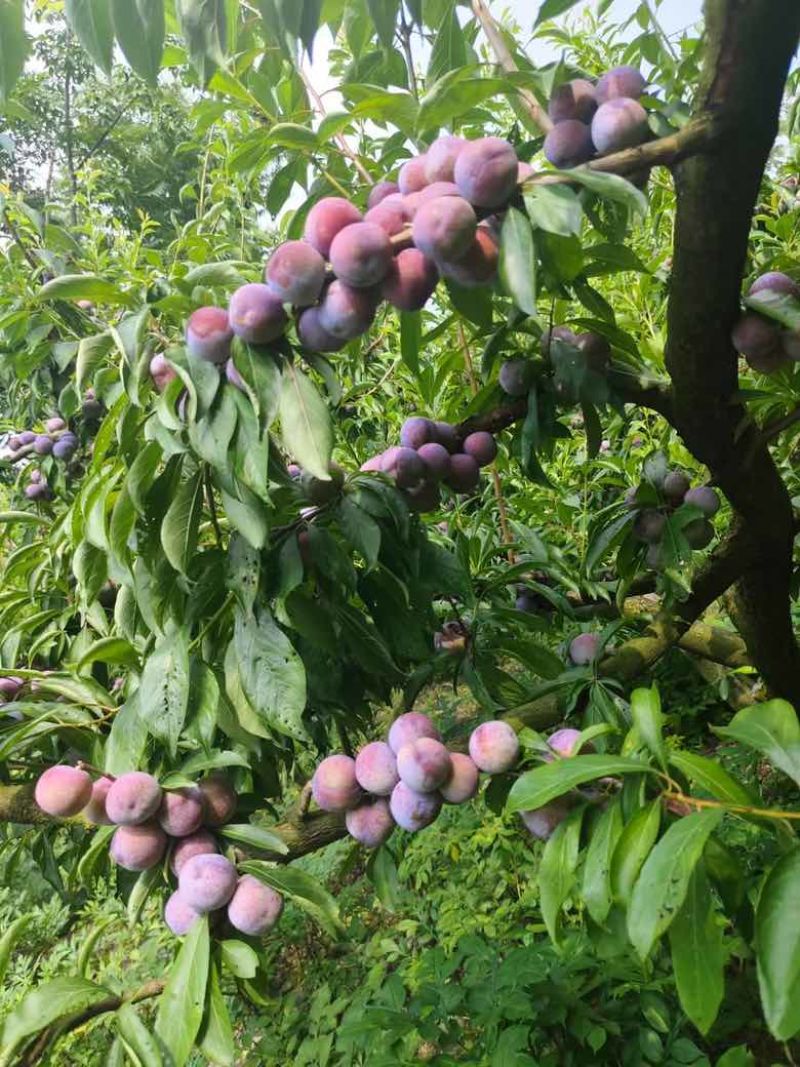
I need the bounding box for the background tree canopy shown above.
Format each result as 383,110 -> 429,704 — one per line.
1,0 -> 800,1064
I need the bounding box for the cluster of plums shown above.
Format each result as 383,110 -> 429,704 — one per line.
33,765 -> 283,939
311,712 -> 521,841
499,325 -> 611,399
626,468 -> 720,569
360,416 -> 498,512
731,270 -> 800,373
543,64 -> 650,170
6,416 -> 79,501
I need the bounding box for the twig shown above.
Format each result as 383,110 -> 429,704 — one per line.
398,8 -> 419,100
204,466 -> 224,550
299,66 -> 373,185
760,404 -> 800,444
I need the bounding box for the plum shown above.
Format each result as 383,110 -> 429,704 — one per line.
83,776 -> 114,825
110,822 -> 167,871
388,712 -> 441,754
515,593 -> 538,613
389,780 -> 442,831
595,65 -> 646,104
548,78 -> 597,124
297,306 -> 347,352
468,720 -> 519,774
150,353 -> 177,393
34,765 -> 92,817
329,222 -> 393,288
198,773 -> 237,827
445,453 -> 480,493
424,135 -> 466,182
499,359 -> 534,397
179,853 -> 238,912
406,481 -> 442,513
382,249 -> 439,311
19,430 -> 36,445
164,890 -> 202,936
415,181 -> 461,207
186,306 -> 233,364
520,798 -> 572,840
749,271 -> 800,299
318,280 -> 377,341
543,120 -> 595,168
731,313 -> 782,360
684,518 -> 714,549
105,771 -> 162,825
412,196 -> 477,262
454,137 -> 519,208
433,421 -> 461,454
591,98 -> 649,155
265,240 -> 326,307
663,470 -> 690,505
52,434 -> 78,460
546,727 -> 584,757
170,829 -> 218,876
158,786 -> 205,837
355,741 -> 399,795
569,632 -> 600,665
398,155 -> 429,195
303,197 -> 362,257
438,226 -> 499,288
381,446 -> 425,489
225,359 -> 245,391
634,509 -> 666,543
417,441 -> 451,481
227,874 -> 284,935
360,454 -> 384,473
365,199 -> 408,238
396,737 -> 453,793
345,797 -> 395,847
541,325 -> 577,352
684,486 -> 720,517
45,416 -> 66,433
575,331 -> 611,373
312,754 -> 361,812
439,752 -> 479,804
228,283 -> 287,345
0,676 -> 22,700
33,435 -> 53,455
462,431 -> 497,468
367,180 -> 400,209
400,416 -> 434,449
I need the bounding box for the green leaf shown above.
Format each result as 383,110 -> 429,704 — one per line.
240,861 -> 345,938
230,343 -> 281,435
0,0 -> 28,102
233,608 -> 308,740
668,750 -> 755,809
367,0 -> 398,47
582,797 -> 623,925
714,700 -> 800,787
65,0 -> 113,75
0,977 -> 111,1057
499,207 -> 538,316
219,939 -> 259,979
744,288 -> 800,331
111,0 -> 164,84
104,692 -> 148,775
37,274 -> 133,306
585,508 -> 636,574
610,800 -> 661,906
76,637 -> 140,673
418,71 -> 507,131
507,754 -> 653,812
367,846 -> 401,910
631,686 -> 667,769
399,310 -> 420,374
175,0 -> 227,84
76,333 -> 114,390
182,261 -> 246,288
0,511 -> 47,526
628,809 -> 723,960
426,2 -> 466,84
155,916 -> 210,1066
539,805 -> 583,944
138,627 -> 190,756
565,167 -> 648,218
279,363 -> 333,480
525,186 -> 582,237
116,1003 -> 164,1067
0,915 -> 32,988
336,497 -> 381,568
756,846 -> 800,1039
198,962 -> 234,1066
219,823 -> 289,854
669,864 -> 724,1035
161,468 -> 204,575
535,0 -> 581,25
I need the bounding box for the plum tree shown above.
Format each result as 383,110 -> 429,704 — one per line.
312,754 -> 362,811
328,222 -> 393,288
389,780 -> 442,831
105,771 -> 163,825
439,753 -> 479,804
303,197 -> 362,257
453,137 -> 519,207
265,240 -> 326,307
158,786 -> 204,837
354,741 -> 399,795
185,307 -> 233,363
227,875 -> 284,935
468,720 -> 520,774
110,823 -> 168,871
345,798 -> 395,847
178,853 -> 238,912
197,774 -> 237,827
396,737 -> 453,792
388,712 -> 441,754
34,765 -> 92,817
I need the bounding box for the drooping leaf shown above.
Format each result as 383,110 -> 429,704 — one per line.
499,207 -> 538,316
714,700 -> 800,788
535,0 -> 582,26
279,362 -> 333,480
0,0 -> 28,102
610,800 -> 661,906
1,977 -> 111,1056
233,608 -> 308,740
756,846 -> 800,1040
116,1003 -> 164,1067
161,468 -> 204,575
65,0 -> 113,74
138,626 -> 190,756
198,962 -> 235,1065
582,797 -> 623,925
538,805 -> 584,943
630,686 -> 667,769
155,916 -> 210,1066
37,274 -> 133,306
669,864 -> 725,1035
507,754 -> 653,812
175,0 -> 227,84
111,0 -> 165,85
240,861 -> 345,938
668,750 -> 755,809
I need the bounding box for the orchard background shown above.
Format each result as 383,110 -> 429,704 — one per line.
1,0 -> 800,1063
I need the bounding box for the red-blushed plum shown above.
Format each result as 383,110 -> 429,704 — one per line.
499,359 -> 534,396
45,416 -> 66,433
33,435 -> 53,455
569,632 -> 600,665
416,181 -> 461,206
227,874 -> 284,935
149,353 -> 177,393
433,421 -> 461,454
390,780 -> 442,831
543,120 -> 595,168
228,283 -> 287,344
396,737 -> 453,793
518,161 -> 534,182
438,226 -> 499,288
575,331 -> 611,372
462,431 -> 497,468
170,829 -> 218,876
179,853 -> 238,913
25,483 -> 48,500
469,720 -> 520,774
105,771 -> 162,825
445,453 -> 480,493
731,313 -> 782,360
297,306 -> 347,353
749,271 -> 800,299
303,197 -> 362,257
425,135 -> 466,182
355,741 -> 399,795
633,509 -> 666,543
595,65 -> 646,104
454,137 -> 519,208
158,786 -> 205,837
382,248 -> 439,311
367,180 -> 400,209
329,222 -> 393,288
412,196 -> 476,262
591,98 -> 649,154
388,711 -> 441,754
318,280 -> 377,341
406,481 -> 442,513
83,776 -> 114,825
34,765 -> 92,817
110,822 -> 167,871
400,416 -> 434,449
663,470 -> 690,505
365,199 -> 408,237
381,446 -> 425,488
198,773 -> 237,827
542,324 -> 577,351
225,359 -> 245,391
549,78 -> 597,123
312,754 -> 361,812
0,676 -> 23,700
440,752 -> 479,804
398,155 -> 428,195
265,240 -> 326,307
417,441 -> 451,481
684,518 -> 715,549
164,890 -> 202,936
186,306 -> 233,364
546,727 -> 584,757
520,798 -> 573,840
345,797 -> 395,847
684,486 -> 720,517
360,454 -> 384,473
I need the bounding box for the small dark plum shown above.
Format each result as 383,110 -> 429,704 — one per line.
663,470 -> 690,505
83,776 -> 114,825
25,483 -> 48,501
158,786 -> 205,837
329,222 -> 393,288
684,486 -> 720,517
303,197 -> 362,257
412,196 -> 477,262
446,453 -> 480,494
439,752 -> 479,804
417,441 -> 451,481
684,518 -> 714,550
110,822 -> 167,871
265,240 -> 326,307
179,852 -> 238,912
462,431 -> 497,468
312,754 -> 361,812
454,137 -> 518,208
227,874 -> 284,935
438,226 -> 498,288
367,180 -> 400,209
318,281 -> 377,341
297,307 -> 347,353
575,331 -> 611,373
364,199 -> 408,238
745,347 -> 791,375
170,829 -> 218,876
186,306 -> 233,364
424,135 -> 466,182
346,797 -> 395,847
520,798 -> 572,840
397,155 -> 429,195
355,741 -> 399,795
382,446 -> 425,489
0,676 -> 23,700
543,120 -> 594,168
198,773 -> 238,827
749,271 -> 800,300
400,416 -> 434,449
229,283 -> 287,345
595,65 -> 646,104
82,396 -> 103,420
468,720 -> 519,774
541,325 -> 577,353
105,771 -> 162,825
406,481 -> 441,513
591,98 -> 649,154
52,434 -> 78,460
515,593 -> 538,613
389,781 -> 442,831
633,508 -> 666,544
388,712 -> 441,754
569,632 -> 600,665
731,313 -> 782,360
19,430 -> 36,445
33,435 -> 53,455
382,249 -> 439,310
499,359 -> 534,397
433,421 -> 461,454
548,78 -> 597,124
34,765 -> 92,817
165,891 -> 202,936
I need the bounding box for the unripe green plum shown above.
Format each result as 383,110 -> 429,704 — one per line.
684,486 -> 720,517
382,249 -> 439,310
663,470 -> 690,505
438,226 -> 498,288
318,280 -> 377,341
591,98 -> 649,155
412,196 -> 477,262
303,197 -> 362,257
297,307 -> 347,353
569,632 -> 600,665
329,222 -> 393,288
400,417 -> 435,449
416,442 -> 451,481
265,240 -> 326,307
462,431 -> 497,468
389,780 -> 442,831
84,776 -> 114,825
312,754 -> 361,812
548,78 -> 597,124
186,306 -> 233,364
454,137 -> 518,208
397,737 -> 453,793
170,829 -> 218,876
425,135 -> 466,182
110,822 -> 167,871
468,720 -> 519,774
684,518 -> 714,549
105,771 -> 162,825
543,120 -> 594,168
388,712 -> 441,754
439,752 -> 479,804
595,65 -> 646,104
227,874 -> 284,935
749,271 -> 800,299
355,741 -> 399,796
34,765 -> 93,817
634,509 -> 666,543
445,453 -> 480,493
398,155 -> 428,195
198,773 -> 237,827
164,890 -> 202,936
520,798 -> 572,840
158,786 -> 204,837
228,283 -> 287,345
499,359 -> 534,397
367,180 -> 400,209
345,797 -> 395,847
178,852 -> 238,912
